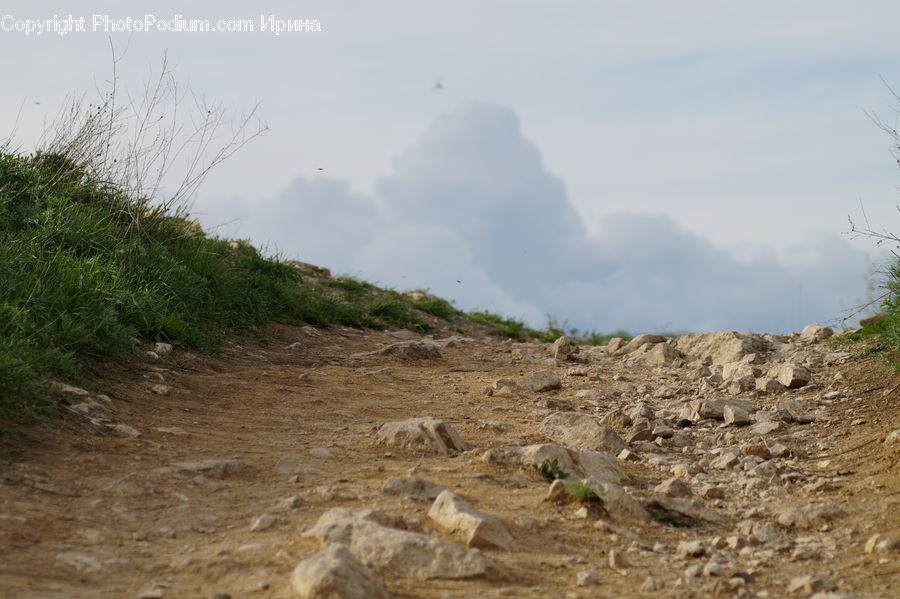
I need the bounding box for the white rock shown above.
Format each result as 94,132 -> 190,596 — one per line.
675,540 -> 705,558
787,574 -> 836,595
309,447 -> 333,458
604,337 -> 625,355
366,368 -> 394,380
278,495 -> 306,510
291,543 -> 391,599
377,417 -> 470,455
302,508 -> 500,580
582,477 -> 649,523
627,342 -> 681,367
482,444 -> 626,485
428,490 -> 517,550
150,384 -> 171,395
153,342 -> 174,354
653,478 -> 693,498
675,331 -> 770,366
864,533 -> 899,553
613,334 -> 667,356
539,411 -> 625,454
800,324 -> 833,340
250,514 -> 277,532
515,369 -> 562,392
770,363 -> 811,389
723,405 -> 751,426
576,569 -> 598,586
550,335 -> 577,360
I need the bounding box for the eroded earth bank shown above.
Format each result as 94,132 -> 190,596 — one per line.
1,324 -> 899,598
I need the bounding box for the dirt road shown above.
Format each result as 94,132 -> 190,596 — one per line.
1,323 -> 898,598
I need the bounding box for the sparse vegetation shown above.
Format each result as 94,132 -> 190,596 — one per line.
469,311 -> 532,340
645,506 -> 689,527
565,480 -> 601,504
532,459 -> 569,482
411,296 -> 461,320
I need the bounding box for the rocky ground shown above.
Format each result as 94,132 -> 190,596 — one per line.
1,322 -> 899,599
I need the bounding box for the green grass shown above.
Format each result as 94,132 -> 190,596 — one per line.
829,276 -> 900,368
412,296 -> 461,320
566,481 -> 601,505
532,459 -> 569,482
0,150 -> 435,430
469,310 -> 532,340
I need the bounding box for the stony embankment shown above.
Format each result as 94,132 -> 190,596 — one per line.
1,324 -> 898,598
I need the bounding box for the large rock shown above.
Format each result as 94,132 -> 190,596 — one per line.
303,508 -> 499,580
613,334 -> 667,357
428,491 -> 517,550
604,337 -> 625,355
646,494 -> 719,523
550,335 -> 578,360
675,331 -> 770,366
481,443 -> 626,485
291,543 -> 391,599
377,418 -> 470,455
769,363 -> 811,389
582,477 -> 650,523
539,412 -> 625,455
515,370 -> 562,392
353,341 -> 441,361
626,342 -> 681,367
800,324 -> 834,340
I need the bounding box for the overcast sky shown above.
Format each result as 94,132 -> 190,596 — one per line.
2,1 -> 898,333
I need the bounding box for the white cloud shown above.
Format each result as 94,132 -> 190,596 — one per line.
197,102 -> 873,334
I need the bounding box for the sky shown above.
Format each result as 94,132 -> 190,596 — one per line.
2,1 -> 899,334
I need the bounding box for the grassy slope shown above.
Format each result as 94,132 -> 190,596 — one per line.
4,150 -> 623,431
0,151 -> 434,427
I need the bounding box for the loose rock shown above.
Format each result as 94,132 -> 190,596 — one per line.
515,370 -> 562,392
538,412 -> 625,454
377,417 -> 470,455
428,490 -> 517,550
291,543 -> 391,599
303,508 -> 500,580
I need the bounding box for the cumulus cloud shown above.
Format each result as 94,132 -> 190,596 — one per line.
197,102 -> 870,334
